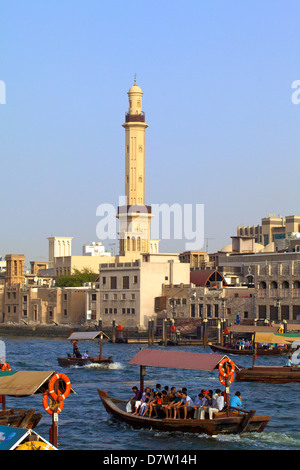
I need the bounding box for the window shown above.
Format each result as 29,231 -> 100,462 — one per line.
114,308 -> 117,315
127,308 -> 130,315
110,277 -> 117,289
131,308 -> 135,315
105,308 -> 108,315
64,309 -> 67,316
123,276 -> 129,289
109,308 -> 112,314
102,277 -> 106,285
122,308 -> 126,314
23,309 -> 28,317
133,275 -> 138,284
92,294 -> 97,301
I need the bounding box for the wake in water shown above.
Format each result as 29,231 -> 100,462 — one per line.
71,362 -> 124,370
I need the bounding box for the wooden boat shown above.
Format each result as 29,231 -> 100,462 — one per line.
236,331 -> 300,383
57,331 -> 113,367
0,408 -> 42,429
98,349 -> 270,436
236,365 -> 300,383
0,370 -> 75,435
209,343 -> 287,356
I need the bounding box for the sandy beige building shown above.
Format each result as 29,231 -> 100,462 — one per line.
86,254 -> 190,329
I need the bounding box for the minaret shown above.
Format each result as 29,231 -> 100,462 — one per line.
123,75 -> 148,205
117,78 -> 154,257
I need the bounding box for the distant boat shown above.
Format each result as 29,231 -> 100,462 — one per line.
236,331 -> 300,383
98,349 -> 270,436
57,331 -> 113,367
209,343 -> 287,356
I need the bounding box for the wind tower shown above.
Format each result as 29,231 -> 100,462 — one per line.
117,77 -> 157,257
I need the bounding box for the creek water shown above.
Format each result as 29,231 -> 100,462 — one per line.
2,336 -> 299,450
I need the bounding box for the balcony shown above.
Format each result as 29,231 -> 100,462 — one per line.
125,112 -> 145,123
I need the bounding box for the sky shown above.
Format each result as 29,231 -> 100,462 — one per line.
1,1 -> 300,266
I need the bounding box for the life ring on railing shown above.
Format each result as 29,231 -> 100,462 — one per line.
48,373 -> 71,401
0,363 -> 11,371
43,391 -> 64,415
219,372 -> 234,386
170,325 -> 176,333
70,339 -> 78,346
218,358 -> 235,377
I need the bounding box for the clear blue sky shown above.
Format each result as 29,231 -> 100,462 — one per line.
1,1 -> 300,265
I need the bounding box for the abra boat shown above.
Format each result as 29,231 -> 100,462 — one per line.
236,331 -> 300,383
0,370 -> 71,429
98,349 -> 270,436
57,331 -> 113,367
209,343 -> 286,356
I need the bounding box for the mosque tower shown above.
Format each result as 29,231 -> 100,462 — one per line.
117,78 -> 158,257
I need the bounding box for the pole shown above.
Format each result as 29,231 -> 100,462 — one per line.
50,412 -> 58,448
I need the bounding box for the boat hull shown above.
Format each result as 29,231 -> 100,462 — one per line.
97,389 -> 270,436
209,344 -> 287,356
57,355 -> 113,367
236,366 -> 300,383
0,408 -> 42,429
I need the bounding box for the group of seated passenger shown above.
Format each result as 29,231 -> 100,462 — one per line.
129,385 -> 244,420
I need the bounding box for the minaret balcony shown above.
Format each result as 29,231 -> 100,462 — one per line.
125,112 -> 145,123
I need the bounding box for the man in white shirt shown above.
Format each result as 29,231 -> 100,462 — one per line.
208,389 -> 224,419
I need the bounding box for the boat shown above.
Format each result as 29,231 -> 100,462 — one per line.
0,408 -> 42,429
0,370 -> 75,433
209,324 -> 291,356
0,424 -> 57,450
236,331 -> 300,383
98,349 -> 270,436
209,343 -> 287,356
57,331 -> 113,367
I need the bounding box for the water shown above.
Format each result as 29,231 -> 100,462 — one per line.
1,337 -> 300,450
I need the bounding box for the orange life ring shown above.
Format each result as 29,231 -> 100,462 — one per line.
218,358 -> 235,377
0,363 -> 11,371
48,373 -> 71,401
219,372 -> 234,386
117,325 -> 123,331
43,391 -> 64,415
70,339 -> 78,346
170,325 -> 176,333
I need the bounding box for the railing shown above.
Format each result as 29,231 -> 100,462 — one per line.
125,112 -> 145,123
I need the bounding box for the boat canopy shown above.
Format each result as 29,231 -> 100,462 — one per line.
0,371 -> 75,397
129,349 -> 238,371
254,332 -> 300,345
68,331 -> 109,341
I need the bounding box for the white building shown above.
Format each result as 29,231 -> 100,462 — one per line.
82,242 -> 111,257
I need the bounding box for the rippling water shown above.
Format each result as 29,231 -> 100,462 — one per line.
2,336 -> 300,450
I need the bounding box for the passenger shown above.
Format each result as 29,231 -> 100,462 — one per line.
82,350 -> 89,359
139,393 -> 151,415
149,392 -> 162,418
155,384 -> 162,393
133,387 -> 151,415
130,386 -> 142,413
160,390 -> 171,418
142,389 -> 157,417
170,390 -> 183,418
229,391 -> 244,408
181,391 -> 195,419
199,391 -> 212,419
73,347 -> 82,358
208,389 -> 225,419
285,355 -> 295,367
193,392 -> 207,419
